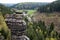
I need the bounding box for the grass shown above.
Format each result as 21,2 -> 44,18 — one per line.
17,10 -> 36,16
26,10 -> 36,15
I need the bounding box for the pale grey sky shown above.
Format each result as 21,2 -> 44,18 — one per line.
0,0 -> 56,4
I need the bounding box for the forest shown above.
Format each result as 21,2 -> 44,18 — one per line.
37,0 -> 60,13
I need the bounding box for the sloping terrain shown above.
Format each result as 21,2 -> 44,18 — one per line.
0,4 -> 13,15
0,13 -> 11,40
33,12 -> 60,33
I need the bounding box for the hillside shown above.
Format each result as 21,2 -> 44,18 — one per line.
37,0 -> 60,13
0,13 -> 11,40
33,12 -> 60,33
0,4 -> 13,15
11,2 -> 49,10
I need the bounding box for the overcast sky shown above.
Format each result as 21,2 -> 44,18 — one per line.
0,0 -> 56,4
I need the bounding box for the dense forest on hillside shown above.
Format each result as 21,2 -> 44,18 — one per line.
37,0 -> 60,13
11,2 -> 48,10
25,17 -> 60,40
0,4 -> 13,15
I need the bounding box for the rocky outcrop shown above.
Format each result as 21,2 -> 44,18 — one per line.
5,12 -> 29,40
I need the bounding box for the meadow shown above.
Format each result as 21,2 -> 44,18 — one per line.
16,10 -> 36,16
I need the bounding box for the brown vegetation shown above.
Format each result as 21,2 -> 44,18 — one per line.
32,12 -> 60,33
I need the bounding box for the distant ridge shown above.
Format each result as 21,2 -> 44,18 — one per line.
1,3 -> 15,7
11,2 -> 49,10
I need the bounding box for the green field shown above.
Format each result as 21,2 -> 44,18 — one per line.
17,10 -> 36,16
26,10 -> 36,15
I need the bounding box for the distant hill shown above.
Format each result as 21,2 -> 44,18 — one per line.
11,2 -> 49,10
2,3 -> 15,7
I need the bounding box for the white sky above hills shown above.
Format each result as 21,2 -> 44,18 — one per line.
0,0 -> 56,4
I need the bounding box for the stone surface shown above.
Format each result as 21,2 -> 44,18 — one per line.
5,12 -> 29,40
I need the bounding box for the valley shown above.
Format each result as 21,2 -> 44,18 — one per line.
0,0 -> 60,40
